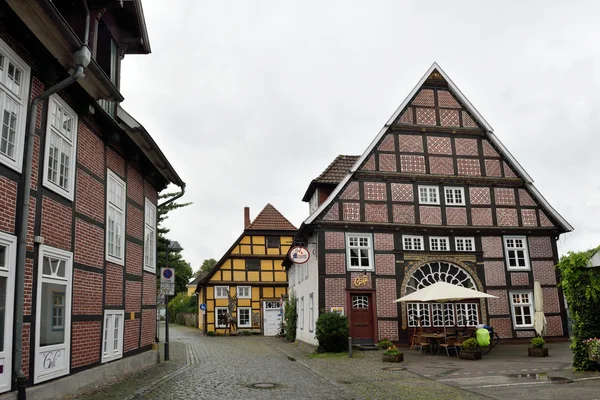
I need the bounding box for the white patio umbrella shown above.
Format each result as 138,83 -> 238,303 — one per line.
533,281 -> 547,337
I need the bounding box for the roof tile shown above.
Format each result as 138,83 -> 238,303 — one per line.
247,204 -> 297,231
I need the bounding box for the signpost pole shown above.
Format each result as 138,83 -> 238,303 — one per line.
164,246 -> 170,361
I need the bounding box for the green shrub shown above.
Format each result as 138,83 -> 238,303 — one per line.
315,312 -> 349,352
206,331 -> 215,336
461,338 -> 479,350
284,292 -> 298,341
377,338 -> 393,349
241,330 -> 253,336
167,292 -> 198,322
383,345 -> 400,356
531,337 -> 545,348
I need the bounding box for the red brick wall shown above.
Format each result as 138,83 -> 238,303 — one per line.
144,181 -> 157,204
378,320 -> 399,341
21,323 -> 30,379
77,122 -> 105,178
124,319 -> 140,352
72,269 -> 103,315
325,232 -> 344,249
486,290 -> 509,315
40,196 -> 72,251
30,135 -> 40,190
75,169 -> 105,223
325,253 -> 345,275
374,233 -> 394,251
0,176 -> 17,233
24,258 -> 33,315
125,281 -> 141,312
74,218 -> 104,268
126,242 -> 143,276
489,317 -> 512,339
375,279 -> 397,318
31,77 -> 44,129
105,264 -> 124,306
127,166 -> 144,205
141,309 -> 156,346
325,278 -> 346,312
106,147 -> 125,178
71,321 -> 101,368
374,254 -> 395,275
126,204 -> 143,240
26,196 -> 35,251
142,272 -> 156,305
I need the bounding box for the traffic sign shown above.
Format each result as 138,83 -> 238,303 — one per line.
200,303 -> 207,313
160,267 -> 175,296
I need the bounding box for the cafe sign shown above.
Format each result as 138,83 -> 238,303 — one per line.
353,275 -> 369,287
289,246 -> 310,264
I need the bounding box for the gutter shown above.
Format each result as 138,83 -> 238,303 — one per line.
13,3 -> 91,398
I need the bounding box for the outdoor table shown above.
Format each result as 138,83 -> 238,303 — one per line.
421,333 -> 447,354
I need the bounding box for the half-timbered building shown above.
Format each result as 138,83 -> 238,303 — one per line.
285,63 -> 572,347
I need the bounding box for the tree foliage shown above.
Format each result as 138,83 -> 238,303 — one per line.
284,291 -> 298,341
556,246 -> 600,371
315,312 -> 348,353
157,192 -> 193,295
194,258 -> 217,277
167,292 -> 198,322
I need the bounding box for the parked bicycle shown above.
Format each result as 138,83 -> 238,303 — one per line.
455,320 -> 500,354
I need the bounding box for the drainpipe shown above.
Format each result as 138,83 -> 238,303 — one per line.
13,3 -> 91,398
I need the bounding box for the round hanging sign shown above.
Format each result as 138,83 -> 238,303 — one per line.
289,246 -> 310,264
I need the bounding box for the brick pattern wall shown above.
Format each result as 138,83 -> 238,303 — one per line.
76,169 -> 105,222
124,319 -> 140,352
0,176 -> 17,233
24,258 -> 33,315
322,203 -> 339,221
325,278 -> 346,312
510,272 -> 529,286
340,182 -> 360,200
106,147 -> 125,178
487,290 -> 509,315
144,181 -> 157,205
141,309 -> 156,346
125,281 -> 142,312
22,323 -> 30,379
142,273 -> 156,305
325,231 -> 344,249
489,317 -> 512,339
546,315 -> 564,336
74,218 -> 104,268
71,321 -> 101,368
41,196 -> 72,251
378,320 -> 399,341
325,253 -> 345,275
26,196 -> 36,251
126,242 -> 144,276
72,269 -> 103,315
77,122 -> 105,178
127,166 -> 144,205
375,279 -> 397,318
374,233 -> 394,251
532,261 -> 557,285
105,264 -> 124,306
30,135 -> 40,190
127,204 -> 144,240
375,254 -> 395,275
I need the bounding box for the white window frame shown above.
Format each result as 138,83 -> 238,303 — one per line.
101,310 -> 124,363
143,198 -> 156,272
455,303 -> 480,327
42,94 -> 78,200
504,236 -> 530,270
418,185 -> 439,205
0,232 -> 17,394
345,233 -> 374,271
300,296 -> 304,330
214,286 -> 229,299
509,291 -> 535,329
34,245 -> 73,384
309,293 -> 314,333
0,38 -> 31,173
455,237 -> 475,252
237,286 -> 251,299
444,187 -> 465,206
105,170 -> 126,265
215,307 -> 228,328
429,236 -> 449,251
237,307 -> 252,328
403,235 -> 424,251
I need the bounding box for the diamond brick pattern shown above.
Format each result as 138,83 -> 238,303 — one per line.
496,208 -> 519,226
482,140 -> 500,157
503,162 -> 517,177
529,237 -> 553,258
494,188 -> 516,206
325,231 -> 345,249
379,153 -> 397,172
378,134 -> 395,151
457,158 -> 481,176
325,278 -> 347,312
510,273 -> 529,286
437,90 -> 460,108
374,233 -> 394,251
462,112 -> 478,128
376,279 -> 397,318
446,207 -> 467,225
342,203 -> 360,221
398,108 -> 413,124
539,211 -> 554,227
472,208 -> 493,226
400,155 -> 426,173
546,315 -> 564,337
521,209 -> 537,227
440,109 -> 460,127
322,203 -> 339,221
487,290 -> 509,315
411,89 -> 435,106
365,204 -> 388,222
518,189 -> 536,206
489,318 -> 513,339
429,156 -> 454,175
364,182 -> 387,201
482,237 -> 503,258
542,287 -> 561,314
340,181 -> 360,200
484,261 -> 506,286
398,135 -> 424,153
378,320 -> 399,341
416,108 -> 436,125
393,205 -> 415,224
455,138 -> 478,156
427,137 -> 452,155
485,159 -> 502,177
419,206 -> 442,225
470,187 -> 491,205
326,253 -> 346,275
351,272 -> 372,289
391,183 -> 413,202
532,261 -> 557,285
375,254 -> 395,275
362,155 -> 375,171
517,331 -> 535,338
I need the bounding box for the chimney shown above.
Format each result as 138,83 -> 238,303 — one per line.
244,207 -> 250,229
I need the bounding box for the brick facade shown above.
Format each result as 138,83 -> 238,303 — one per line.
0,177 -> 17,233
71,322 -> 102,368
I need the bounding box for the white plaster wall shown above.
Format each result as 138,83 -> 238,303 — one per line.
288,239 -> 319,346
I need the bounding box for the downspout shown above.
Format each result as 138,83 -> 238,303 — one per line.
13,2 -> 91,398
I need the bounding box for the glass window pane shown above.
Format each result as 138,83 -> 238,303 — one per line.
0,245 -> 6,269
40,282 -> 66,346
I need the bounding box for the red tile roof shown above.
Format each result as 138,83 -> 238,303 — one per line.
314,155 -> 360,184
246,204 -> 297,231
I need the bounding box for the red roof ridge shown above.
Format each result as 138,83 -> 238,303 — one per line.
246,203 -> 297,231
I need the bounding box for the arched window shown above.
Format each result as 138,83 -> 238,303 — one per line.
406,261 -> 476,294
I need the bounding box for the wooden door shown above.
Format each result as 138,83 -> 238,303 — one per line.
350,294 -> 374,344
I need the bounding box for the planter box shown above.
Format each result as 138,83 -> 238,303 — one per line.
382,353 -> 404,363
459,349 -> 482,360
589,351 -> 599,362
528,347 -> 549,357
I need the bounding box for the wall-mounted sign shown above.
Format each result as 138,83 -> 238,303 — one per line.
353,275 -> 369,287
330,307 -> 344,315
289,246 -> 310,264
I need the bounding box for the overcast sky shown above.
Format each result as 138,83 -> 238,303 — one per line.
120,1 -> 600,271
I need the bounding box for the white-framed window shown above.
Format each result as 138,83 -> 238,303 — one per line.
345,233 -> 374,271
237,286 -> 251,298
34,245 -> 73,384
407,303 -> 431,327
504,236 -> 530,270
215,307 -> 228,328
444,187 -> 465,206
0,232 -> 17,394
403,235 -> 424,251
143,199 -> 156,272
214,286 -> 229,299
455,237 -> 475,252
42,95 -> 77,200
510,291 -> 534,328
418,185 -> 439,204
106,170 -> 126,265
309,293 -> 314,333
0,39 -> 31,173
455,303 -> 479,326
101,310 -> 124,363
429,236 -> 449,251
432,303 -> 454,327
300,296 -> 304,330
237,307 -> 251,328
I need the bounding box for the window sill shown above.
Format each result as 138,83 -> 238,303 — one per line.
347,267 -> 375,272
106,255 -> 125,266
507,268 -> 531,272
42,181 -> 74,202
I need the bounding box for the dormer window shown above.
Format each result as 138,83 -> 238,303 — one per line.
97,21 -> 119,86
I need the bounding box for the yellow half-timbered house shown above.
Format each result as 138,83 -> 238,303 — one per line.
196,204 -> 296,335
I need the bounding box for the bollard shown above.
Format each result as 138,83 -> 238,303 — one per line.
348,336 -> 353,358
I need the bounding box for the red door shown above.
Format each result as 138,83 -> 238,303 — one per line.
350,294 -> 374,344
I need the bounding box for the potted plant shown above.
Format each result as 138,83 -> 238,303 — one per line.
459,338 -> 482,360
528,337 -> 549,357
583,338 -> 600,362
382,345 -> 404,363
377,338 -> 393,350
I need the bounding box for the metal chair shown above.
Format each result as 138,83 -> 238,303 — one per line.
438,336 -> 459,357
413,335 -> 431,355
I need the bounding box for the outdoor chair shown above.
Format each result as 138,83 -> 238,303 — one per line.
413,335 -> 431,355
454,336 -> 463,354
410,335 -> 420,351
438,336 -> 459,357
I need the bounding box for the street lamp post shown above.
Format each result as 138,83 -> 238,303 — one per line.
164,240 -> 183,361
